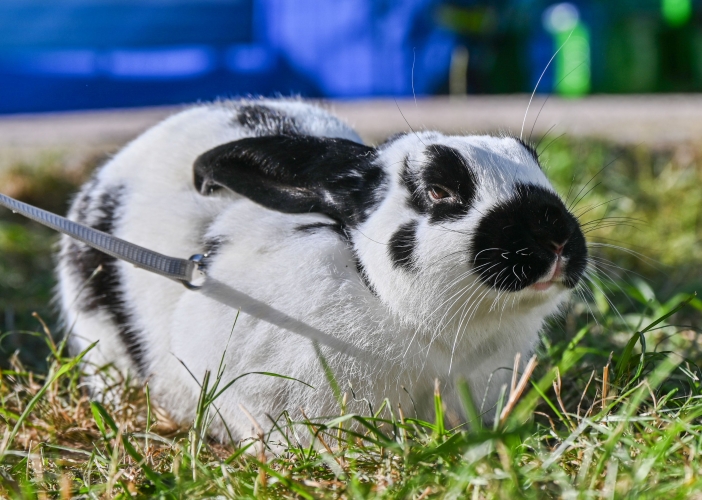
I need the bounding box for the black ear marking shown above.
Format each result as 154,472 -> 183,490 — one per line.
194,135 -> 383,227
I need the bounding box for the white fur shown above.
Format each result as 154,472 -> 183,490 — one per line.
57,99 -> 574,442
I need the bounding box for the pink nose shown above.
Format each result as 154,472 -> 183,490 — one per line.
552,242 -> 565,256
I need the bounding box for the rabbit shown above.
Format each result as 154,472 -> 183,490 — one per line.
57,97 -> 587,442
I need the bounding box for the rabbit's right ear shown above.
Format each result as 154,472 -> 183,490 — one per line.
193,135 -> 384,227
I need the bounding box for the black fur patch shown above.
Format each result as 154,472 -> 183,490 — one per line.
236,105 -> 302,136
72,178 -> 98,222
401,155 -> 422,209
388,220 -> 419,271
354,254 -> 378,296
194,135 -> 385,228
514,138 -> 540,165
198,237 -> 223,272
470,183 -> 587,291
295,222 -> 345,236
402,145 -> 478,224
67,185 -> 148,374
204,237 -> 222,257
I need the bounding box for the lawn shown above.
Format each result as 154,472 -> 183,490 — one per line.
1,136 -> 702,498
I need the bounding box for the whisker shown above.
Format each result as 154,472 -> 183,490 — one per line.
587,256 -> 648,280
535,123 -> 558,153
538,132 -> 566,157
582,223 -> 641,234
520,29 -> 574,140
587,242 -> 665,270
568,153 -> 626,212
528,59 -> 587,145
426,264 -> 499,328
584,274 -> 628,327
574,197 -> 624,219
574,285 -> 600,326
579,216 -> 646,227
394,98 -> 425,147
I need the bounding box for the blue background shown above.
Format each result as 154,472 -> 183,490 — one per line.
0,0 -> 455,113
2,0 -> 701,114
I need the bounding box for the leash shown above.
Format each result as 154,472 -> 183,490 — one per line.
0,192 -> 201,286
0,192 -> 366,358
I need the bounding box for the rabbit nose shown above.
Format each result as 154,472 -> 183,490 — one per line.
533,237 -> 565,256
551,241 -> 566,256
527,200 -> 573,255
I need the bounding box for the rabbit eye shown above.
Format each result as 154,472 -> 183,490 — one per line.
428,185 -> 453,202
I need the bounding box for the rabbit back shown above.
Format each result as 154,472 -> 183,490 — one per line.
57,99 -> 363,386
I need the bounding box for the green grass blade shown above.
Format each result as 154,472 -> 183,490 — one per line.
313,341 -> 342,405
210,371 -> 313,404
433,379 -> 445,438
91,401 -> 119,435
456,378 -> 482,433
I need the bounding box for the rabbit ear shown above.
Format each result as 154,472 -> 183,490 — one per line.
194,135 -> 383,227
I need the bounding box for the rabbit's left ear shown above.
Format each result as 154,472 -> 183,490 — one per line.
194,135 -> 383,227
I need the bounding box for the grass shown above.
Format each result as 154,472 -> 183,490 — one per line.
1,137 -> 702,498
1,291 -> 702,499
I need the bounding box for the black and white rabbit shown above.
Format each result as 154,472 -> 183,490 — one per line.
57,98 -> 587,440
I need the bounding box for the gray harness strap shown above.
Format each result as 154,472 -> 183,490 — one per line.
0,191 -> 366,358
0,192 -> 198,285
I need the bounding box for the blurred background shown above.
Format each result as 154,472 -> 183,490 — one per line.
1,0 -> 701,113
3,0 -> 702,371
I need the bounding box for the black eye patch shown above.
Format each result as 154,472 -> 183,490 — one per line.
402,144 -> 478,224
